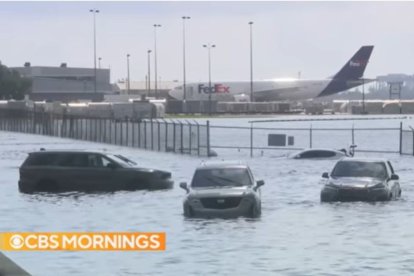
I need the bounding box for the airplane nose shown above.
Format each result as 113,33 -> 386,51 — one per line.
169,88 -> 183,100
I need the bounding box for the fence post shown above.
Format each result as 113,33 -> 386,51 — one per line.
197,121 -> 200,156
309,124 -> 313,148
94,118 -> 97,141
207,120 -> 210,157
412,129 -> 414,156
180,121 -> 184,154
132,120 -> 135,147
102,118 -> 105,143
250,122 -> 253,158
173,121 -> 176,153
89,118 -> 93,141
144,120 -> 147,149
126,119 -> 129,147
352,124 -> 355,145
188,121 -> 192,155
158,120 -> 161,151
399,121 -> 403,155
151,119 -> 154,150
108,119 -> 112,144
120,120 -> 124,146
113,120 -> 118,145
138,120 -> 141,148
164,120 -> 168,152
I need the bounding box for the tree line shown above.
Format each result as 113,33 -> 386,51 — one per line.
0,63 -> 32,100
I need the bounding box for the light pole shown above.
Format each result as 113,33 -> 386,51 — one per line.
147,50 -> 152,97
89,9 -> 99,93
362,78 -> 366,114
127,54 -> 130,94
182,16 -> 191,105
98,57 -> 102,69
249,21 -> 254,102
203,43 -> 216,116
153,24 -> 161,98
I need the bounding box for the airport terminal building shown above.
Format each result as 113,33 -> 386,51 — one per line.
12,63 -> 113,102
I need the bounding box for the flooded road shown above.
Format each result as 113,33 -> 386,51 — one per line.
1,116 -> 414,275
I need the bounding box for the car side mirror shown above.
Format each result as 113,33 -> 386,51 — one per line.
254,180 -> 264,191
256,180 -> 265,187
180,182 -> 189,193
390,174 -> 399,180
107,163 -> 118,170
322,172 -> 329,179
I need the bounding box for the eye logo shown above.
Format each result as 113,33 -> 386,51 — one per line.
9,235 -> 24,249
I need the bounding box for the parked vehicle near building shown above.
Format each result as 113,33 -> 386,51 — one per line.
179,161 -> 264,218
18,150 -> 173,193
320,158 -> 401,202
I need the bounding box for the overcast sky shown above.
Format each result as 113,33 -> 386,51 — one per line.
0,1 -> 413,83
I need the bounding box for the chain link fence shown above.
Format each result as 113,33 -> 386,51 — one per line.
401,129 -> 414,156
210,119 -> 409,157
0,109 -> 211,157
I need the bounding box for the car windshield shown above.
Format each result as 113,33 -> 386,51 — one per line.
331,161 -> 388,179
191,168 -> 252,188
106,154 -> 136,168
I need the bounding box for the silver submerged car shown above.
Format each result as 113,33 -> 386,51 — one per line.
291,145 -> 356,160
320,158 -> 401,202
180,161 -> 264,218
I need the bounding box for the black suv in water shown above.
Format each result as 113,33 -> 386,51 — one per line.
19,150 -> 173,193
320,158 -> 401,202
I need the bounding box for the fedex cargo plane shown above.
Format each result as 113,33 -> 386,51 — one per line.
169,45 -> 374,102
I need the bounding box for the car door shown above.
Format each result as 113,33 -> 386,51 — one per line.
58,153 -> 113,191
82,153 -> 116,191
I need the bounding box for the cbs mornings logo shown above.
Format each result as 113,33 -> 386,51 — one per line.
0,232 -> 166,251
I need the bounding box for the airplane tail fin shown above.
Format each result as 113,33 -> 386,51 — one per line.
332,45 -> 374,80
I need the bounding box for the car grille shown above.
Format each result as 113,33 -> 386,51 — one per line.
338,188 -> 370,201
200,197 -> 242,209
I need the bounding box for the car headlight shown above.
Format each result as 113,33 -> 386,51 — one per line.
188,197 -> 201,205
369,183 -> 385,189
325,183 -> 338,189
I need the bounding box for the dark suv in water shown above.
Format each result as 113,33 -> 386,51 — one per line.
320,158 -> 401,202
19,150 -> 173,193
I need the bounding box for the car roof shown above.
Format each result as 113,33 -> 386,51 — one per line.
196,160 -> 248,170
296,148 -> 344,153
28,150 -> 106,155
339,157 -> 389,163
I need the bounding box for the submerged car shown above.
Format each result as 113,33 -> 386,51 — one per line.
320,158 -> 401,202
179,161 -> 264,218
291,148 -> 346,160
292,145 -> 356,160
19,150 -> 173,193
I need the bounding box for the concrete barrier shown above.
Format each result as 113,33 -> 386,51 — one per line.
383,101 -> 401,114
401,101 -> 414,114
0,252 -> 31,275
365,101 -> 384,114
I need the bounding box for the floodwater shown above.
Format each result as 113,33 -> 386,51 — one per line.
1,115 -> 414,276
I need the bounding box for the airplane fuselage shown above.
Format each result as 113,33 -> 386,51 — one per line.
168,45 -> 374,102
169,79 -> 332,102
